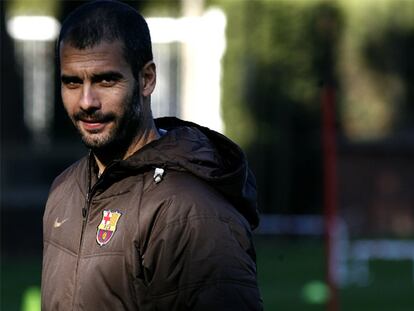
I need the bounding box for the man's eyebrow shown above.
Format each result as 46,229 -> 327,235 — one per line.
61,74 -> 82,83
91,71 -> 124,82
60,71 -> 125,83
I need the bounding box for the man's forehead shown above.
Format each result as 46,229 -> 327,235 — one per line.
60,40 -> 127,67
60,39 -> 126,55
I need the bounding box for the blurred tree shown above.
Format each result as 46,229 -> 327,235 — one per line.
214,0 -> 343,214
339,0 -> 414,141
213,0 -> 414,215
6,0 -> 57,16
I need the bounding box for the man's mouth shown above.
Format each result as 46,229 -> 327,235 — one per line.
74,112 -> 114,133
79,119 -> 108,132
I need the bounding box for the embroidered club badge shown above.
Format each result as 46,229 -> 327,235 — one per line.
96,210 -> 122,246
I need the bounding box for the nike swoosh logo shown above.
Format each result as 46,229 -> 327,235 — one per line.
54,217 -> 68,228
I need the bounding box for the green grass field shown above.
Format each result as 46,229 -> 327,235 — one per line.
1,236 -> 413,310
256,236 -> 414,310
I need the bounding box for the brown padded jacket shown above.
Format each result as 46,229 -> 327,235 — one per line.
42,117 -> 263,310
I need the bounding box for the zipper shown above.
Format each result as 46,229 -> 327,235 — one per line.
70,191 -> 92,310
81,193 -> 91,244
79,191 -> 92,255
70,161 -> 117,309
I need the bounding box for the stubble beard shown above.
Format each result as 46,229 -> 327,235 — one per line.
74,85 -> 142,154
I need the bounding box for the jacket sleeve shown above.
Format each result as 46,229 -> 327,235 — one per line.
141,199 -> 263,311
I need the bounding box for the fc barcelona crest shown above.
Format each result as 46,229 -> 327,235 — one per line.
96,210 -> 122,246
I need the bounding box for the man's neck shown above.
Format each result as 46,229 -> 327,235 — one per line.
93,120 -> 160,176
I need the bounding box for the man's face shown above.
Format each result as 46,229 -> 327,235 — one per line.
60,40 -> 140,150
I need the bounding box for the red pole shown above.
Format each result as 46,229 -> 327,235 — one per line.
322,85 -> 339,311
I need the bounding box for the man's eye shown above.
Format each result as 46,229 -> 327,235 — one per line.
64,81 -> 81,89
100,79 -> 116,87
62,77 -> 82,89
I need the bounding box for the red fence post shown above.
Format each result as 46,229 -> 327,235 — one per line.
322,85 -> 340,311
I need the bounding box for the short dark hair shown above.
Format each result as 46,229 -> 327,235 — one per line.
57,0 -> 153,79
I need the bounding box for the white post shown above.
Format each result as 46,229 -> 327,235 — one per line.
147,8 -> 227,133
7,16 -> 60,147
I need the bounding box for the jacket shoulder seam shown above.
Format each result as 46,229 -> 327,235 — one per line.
44,239 -> 77,257
151,214 -> 233,238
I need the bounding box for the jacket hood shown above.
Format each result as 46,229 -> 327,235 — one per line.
120,117 -> 259,229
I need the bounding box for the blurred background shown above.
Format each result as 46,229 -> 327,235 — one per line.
1,0 -> 414,310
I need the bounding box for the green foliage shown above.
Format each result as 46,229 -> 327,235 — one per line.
213,0 -> 343,213
139,0 -> 182,17
6,0 -> 58,16
213,0 -> 414,214
216,0 -> 337,148
338,0 -> 414,141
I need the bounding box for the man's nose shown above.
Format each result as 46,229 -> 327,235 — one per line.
79,85 -> 100,111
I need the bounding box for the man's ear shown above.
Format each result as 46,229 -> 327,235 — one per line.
141,61 -> 156,97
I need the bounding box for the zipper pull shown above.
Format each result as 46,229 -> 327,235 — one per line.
153,168 -> 165,184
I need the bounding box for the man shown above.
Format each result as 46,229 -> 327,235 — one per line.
42,1 -> 262,310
